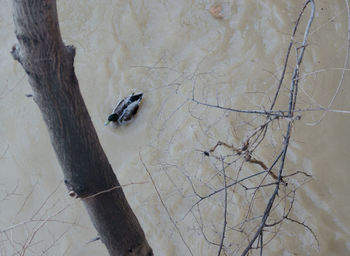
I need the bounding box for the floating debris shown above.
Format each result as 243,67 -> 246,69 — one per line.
209,4 -> 224,19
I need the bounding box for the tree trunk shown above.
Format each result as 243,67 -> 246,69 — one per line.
11,1 -> 153,255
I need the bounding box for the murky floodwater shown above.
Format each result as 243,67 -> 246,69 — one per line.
1,0 -> 350,255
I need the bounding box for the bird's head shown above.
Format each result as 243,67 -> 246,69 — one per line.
104,114 -> 119,125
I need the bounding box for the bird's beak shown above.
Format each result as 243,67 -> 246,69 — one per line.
104,121 -> 110,126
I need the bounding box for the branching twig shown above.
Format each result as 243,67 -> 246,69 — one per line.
240,2 -> 315,254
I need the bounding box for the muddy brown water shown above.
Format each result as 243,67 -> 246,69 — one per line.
1,0 -> 350,255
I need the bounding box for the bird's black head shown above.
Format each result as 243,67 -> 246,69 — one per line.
108,114 -> 119,122
105,114 -> 119,125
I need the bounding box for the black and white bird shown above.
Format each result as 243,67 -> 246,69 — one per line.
104,92 -> 143,126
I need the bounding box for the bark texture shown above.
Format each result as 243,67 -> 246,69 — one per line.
11,1 -> 153,255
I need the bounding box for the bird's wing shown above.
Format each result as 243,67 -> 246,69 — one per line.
129,93 -> 143,103
112,98 -> 128,116
119,101 -> 140,122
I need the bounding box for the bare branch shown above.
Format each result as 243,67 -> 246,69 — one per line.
217,157 -> 228,256
241,1 -> 315,254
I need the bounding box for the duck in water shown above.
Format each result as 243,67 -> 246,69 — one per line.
105,92 -> 143,126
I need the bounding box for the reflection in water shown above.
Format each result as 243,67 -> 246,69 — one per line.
1,0 -> 350,255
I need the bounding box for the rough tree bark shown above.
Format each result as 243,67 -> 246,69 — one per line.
11,1 -> 153,255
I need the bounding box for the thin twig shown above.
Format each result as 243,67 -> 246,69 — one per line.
269,0 -> 313,111
217,157 -> 228,256
81,181 -> 149,200
139,152 -> 194,256
306,0 -> 350,125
